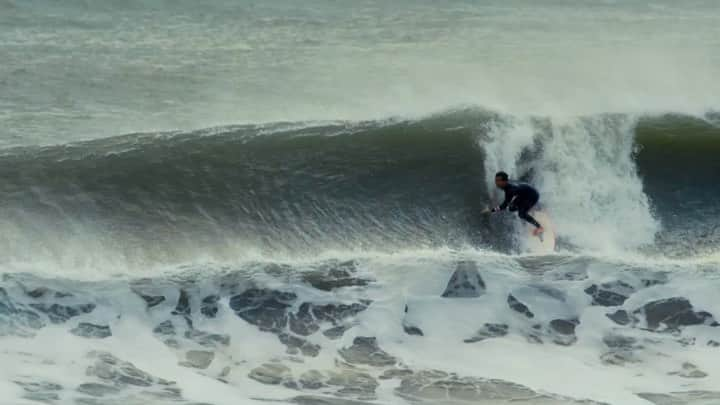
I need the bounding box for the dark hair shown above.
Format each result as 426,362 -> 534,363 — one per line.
495,171 -> 509,181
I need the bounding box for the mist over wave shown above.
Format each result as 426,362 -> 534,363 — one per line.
1,0 -> 719,146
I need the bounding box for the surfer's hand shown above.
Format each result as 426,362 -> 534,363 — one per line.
532,227 -> 544,236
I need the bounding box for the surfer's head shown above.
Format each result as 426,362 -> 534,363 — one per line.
494,171 -> 509,189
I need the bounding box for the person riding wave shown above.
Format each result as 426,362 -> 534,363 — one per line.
488,171 -> 544,236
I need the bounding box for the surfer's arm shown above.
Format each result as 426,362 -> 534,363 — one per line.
491,193 -> 512,212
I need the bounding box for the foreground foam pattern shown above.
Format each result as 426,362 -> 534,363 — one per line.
1,253 -> 719,405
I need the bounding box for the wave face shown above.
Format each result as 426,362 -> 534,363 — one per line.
0,110 -> 718,267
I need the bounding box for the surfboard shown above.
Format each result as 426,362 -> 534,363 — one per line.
521,210 -> 556,254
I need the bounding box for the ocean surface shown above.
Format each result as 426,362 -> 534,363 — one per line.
1,1 -> 720,404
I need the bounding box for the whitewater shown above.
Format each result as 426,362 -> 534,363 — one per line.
1,1 -> 719,405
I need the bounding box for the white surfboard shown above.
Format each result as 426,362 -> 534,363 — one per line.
521,210 -> 556,254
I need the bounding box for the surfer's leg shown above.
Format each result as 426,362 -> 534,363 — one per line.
517,197 -> 542,229
518,208 -> 542,229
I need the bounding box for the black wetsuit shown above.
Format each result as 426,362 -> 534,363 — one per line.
492,182 -> 541,228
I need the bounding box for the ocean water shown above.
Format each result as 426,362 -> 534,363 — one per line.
1,1 -> 719,404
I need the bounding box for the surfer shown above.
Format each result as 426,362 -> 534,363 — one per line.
487,171 -> 544,236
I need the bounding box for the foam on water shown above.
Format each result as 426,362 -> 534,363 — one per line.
2,250 -> 719,404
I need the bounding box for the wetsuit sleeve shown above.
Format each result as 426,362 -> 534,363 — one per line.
492,189 -> 513,212
498,194 -> 511,210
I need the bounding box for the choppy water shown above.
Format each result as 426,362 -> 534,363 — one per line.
1,1 -> 719,405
